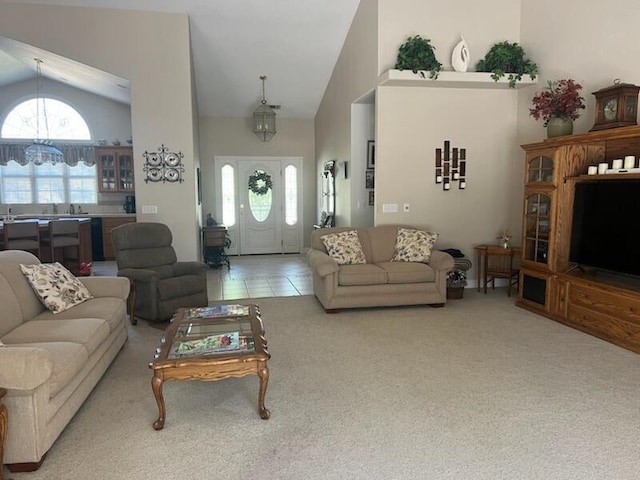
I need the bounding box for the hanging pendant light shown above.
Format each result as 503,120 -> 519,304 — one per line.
24,58 -> 64,165
253,74 -> 276,142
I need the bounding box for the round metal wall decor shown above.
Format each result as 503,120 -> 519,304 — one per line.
143,144 -> 185,183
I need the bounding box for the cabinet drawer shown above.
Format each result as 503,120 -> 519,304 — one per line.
569,283 -> 640,327
567,304 -> 640,347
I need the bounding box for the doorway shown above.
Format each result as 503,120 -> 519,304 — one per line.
214,156 -> 303,255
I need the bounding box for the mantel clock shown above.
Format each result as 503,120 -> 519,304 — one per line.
590,81 -> 640,131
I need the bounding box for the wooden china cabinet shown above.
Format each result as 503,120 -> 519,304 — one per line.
517,126 -> 640,354
96,146 -> 134,192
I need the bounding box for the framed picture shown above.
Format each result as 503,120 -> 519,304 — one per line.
368,190 -> 375,206
367,140 -> 375,169
365,169 -> 374,189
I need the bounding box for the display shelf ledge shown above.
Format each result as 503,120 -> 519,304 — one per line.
378,70 -> 538,89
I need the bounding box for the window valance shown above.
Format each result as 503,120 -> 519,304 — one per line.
0,143 -> 96,166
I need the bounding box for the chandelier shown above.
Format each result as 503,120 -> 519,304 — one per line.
24,58 -> 63,165
253,74 -> 276,142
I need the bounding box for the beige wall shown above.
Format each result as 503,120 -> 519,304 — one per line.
315,0 -> 379,227
0,3 -> 199,260
518,0 -> 640,144
316,0 -> 524,283
198,116 -> 316,246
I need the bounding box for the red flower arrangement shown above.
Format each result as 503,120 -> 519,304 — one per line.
529,79 -> 586,126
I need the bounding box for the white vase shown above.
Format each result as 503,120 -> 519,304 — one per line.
451,35 -> 470,72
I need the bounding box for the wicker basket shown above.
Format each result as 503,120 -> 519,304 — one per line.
447,286 -> 464,299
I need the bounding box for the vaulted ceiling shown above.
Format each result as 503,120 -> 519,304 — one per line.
0,0 -> 361,118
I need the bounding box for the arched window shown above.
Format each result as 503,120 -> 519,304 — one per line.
0,97 -> 96,204
1,97 -> 91,140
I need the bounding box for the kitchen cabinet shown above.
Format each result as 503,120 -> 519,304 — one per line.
96,147 -> 134,193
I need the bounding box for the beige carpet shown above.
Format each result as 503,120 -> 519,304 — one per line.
8,291 -> 640,480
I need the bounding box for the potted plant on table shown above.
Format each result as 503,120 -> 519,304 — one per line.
476,41 -> 537,88
529,78 -> 586,138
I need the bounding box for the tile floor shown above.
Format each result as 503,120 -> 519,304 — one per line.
93,253 -> 314,301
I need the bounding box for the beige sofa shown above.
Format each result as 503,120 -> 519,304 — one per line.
308,225 -> 454,311
0,250 -> 129,471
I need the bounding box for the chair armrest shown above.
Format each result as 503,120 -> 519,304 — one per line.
174,261 -> 208,276
429,250 -> 455,272
79,276 -> 130,300
0,346 -> 53,390
117,268 -> 159,284
308,249 -> 339,277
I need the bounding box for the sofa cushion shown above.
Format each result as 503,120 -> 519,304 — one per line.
391,228 -> 438,263
3,319 -> 110,357
377,261 -> 436,284
8,341 -> 88,397
20,263 -> 94,314
321,230 -> 367,265
33,297 -> 127,333
338,264 -> 387,286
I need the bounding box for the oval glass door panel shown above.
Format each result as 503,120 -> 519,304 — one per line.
248,170 -> 273,222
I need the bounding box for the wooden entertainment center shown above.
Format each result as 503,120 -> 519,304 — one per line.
517,125 -> 640,354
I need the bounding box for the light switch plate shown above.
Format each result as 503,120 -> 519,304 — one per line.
382,203 -> 398,213
141,205 -> 158,214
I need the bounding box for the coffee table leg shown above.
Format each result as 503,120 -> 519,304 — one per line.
151,375 -> 166,430
257,362 -> 270,420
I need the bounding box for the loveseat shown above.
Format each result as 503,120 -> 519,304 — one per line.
0,250 -> 129,471
308,225 -> 454,311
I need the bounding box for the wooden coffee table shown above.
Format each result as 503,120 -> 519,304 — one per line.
149,304 -> 270,430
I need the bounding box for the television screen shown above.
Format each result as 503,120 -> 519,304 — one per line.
570,180 -> 640,277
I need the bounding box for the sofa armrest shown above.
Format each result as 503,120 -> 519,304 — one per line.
308,249 -> 339,277
79,276 -> 130,300
117,268 -> 159,285
0,346 -> 52,390
429,250 -> 455,272
174,261 -> 208,277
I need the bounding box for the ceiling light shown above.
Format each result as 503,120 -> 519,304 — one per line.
253,75 -> 276,142
24,58 -> 63,165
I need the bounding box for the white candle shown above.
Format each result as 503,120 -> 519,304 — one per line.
624,156 -> 635,169
598,162 -> 608,174
612,159 -> 623,169
587,166 -> 597,175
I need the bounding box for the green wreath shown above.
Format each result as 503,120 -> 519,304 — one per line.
248,170 -> 273,196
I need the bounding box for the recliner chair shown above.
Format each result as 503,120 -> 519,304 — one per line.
111,222 -> 208,323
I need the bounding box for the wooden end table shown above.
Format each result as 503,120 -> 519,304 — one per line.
149,305 -> 270,430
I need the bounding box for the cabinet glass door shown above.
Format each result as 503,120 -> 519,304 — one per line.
99,152 -> 117,191
118,152 -> 134,191
527,155 -> 554,184
524,193 -> 551,264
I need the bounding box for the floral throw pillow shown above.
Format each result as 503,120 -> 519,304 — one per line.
391,228 -> 439,263
20,263 -> 94,314
321,230 -> 367,265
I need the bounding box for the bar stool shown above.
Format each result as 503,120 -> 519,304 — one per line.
46,220 -> 80,273
2,220 -> 41,258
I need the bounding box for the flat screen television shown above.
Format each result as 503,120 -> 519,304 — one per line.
569,180 -> 640,277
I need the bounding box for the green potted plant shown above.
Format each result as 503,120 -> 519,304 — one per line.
529,78 -> 585,137
476,41 -> 537,88
395,35 -> 442,79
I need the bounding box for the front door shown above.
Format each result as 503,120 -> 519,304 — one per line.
214,156 -> 303,255
239,159 -> 282,254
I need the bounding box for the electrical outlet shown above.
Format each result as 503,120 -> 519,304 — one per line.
403,203 -> 410,212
